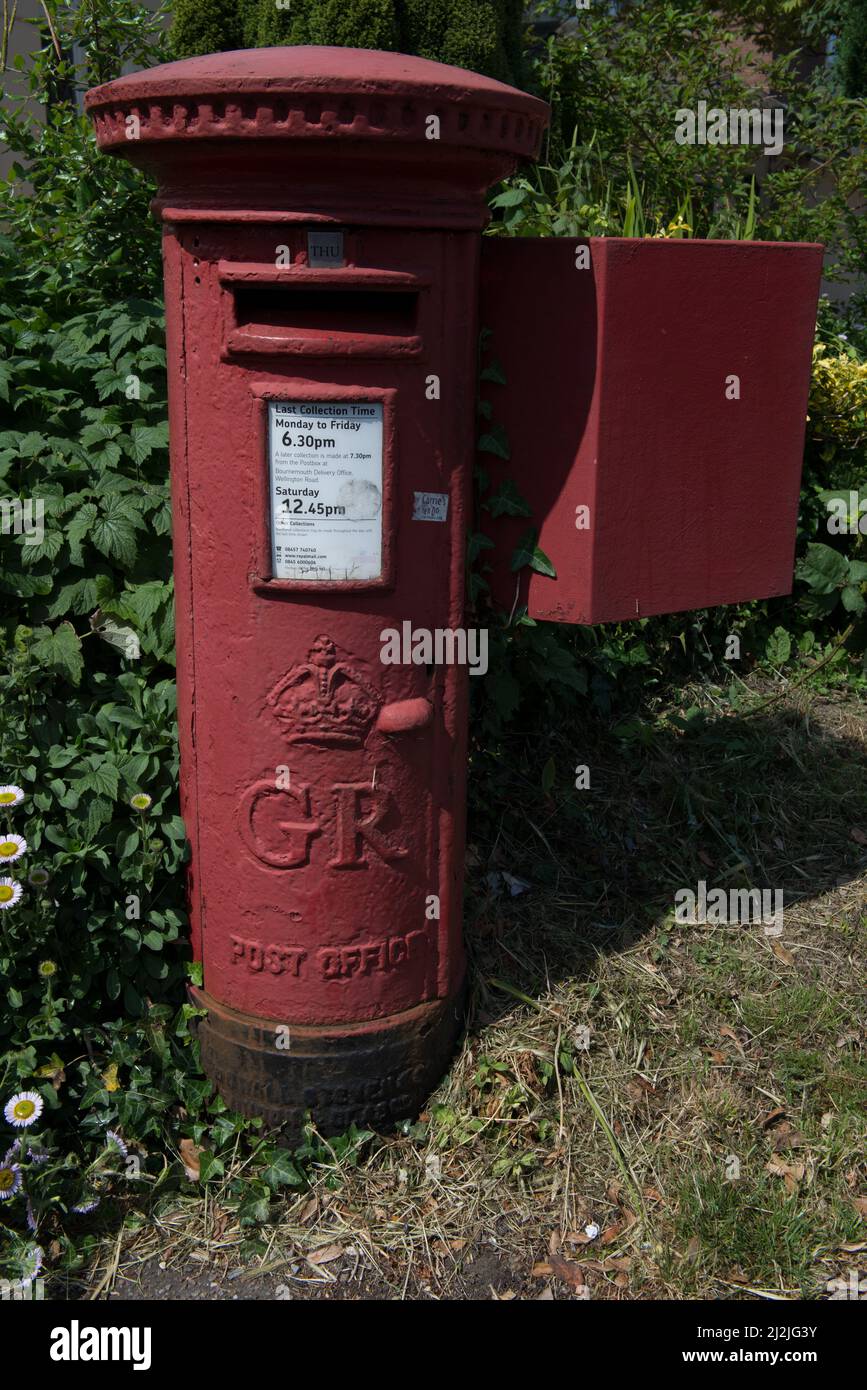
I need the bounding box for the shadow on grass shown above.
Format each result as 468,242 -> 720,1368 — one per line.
465,688 -> 867,1027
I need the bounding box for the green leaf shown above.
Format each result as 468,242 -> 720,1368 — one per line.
485,479 -> 531,518
797,543 -> 849,594
480,358 -> 507,385
477,423 -> 510,460
91,496 -> 143,568
765,626 -> 792,664
73,759 -> 120,800
30,622 -> 84,685
262,1149 -> 305,1191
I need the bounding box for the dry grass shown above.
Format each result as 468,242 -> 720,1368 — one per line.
84,674 -> 867,1301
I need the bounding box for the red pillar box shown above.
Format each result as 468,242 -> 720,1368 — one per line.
480,238 -> 823,622
85,48 -> 548,1134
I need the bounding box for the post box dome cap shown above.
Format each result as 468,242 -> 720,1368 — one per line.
85,45 -> 549,159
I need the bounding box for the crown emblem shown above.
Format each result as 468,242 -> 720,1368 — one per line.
266,635 -> 381,748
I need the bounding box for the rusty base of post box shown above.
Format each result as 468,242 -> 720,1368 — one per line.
190,987 -> 464,1140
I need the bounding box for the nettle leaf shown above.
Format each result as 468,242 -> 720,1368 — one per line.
0,360 -> 10,402
30,622 -> 84,685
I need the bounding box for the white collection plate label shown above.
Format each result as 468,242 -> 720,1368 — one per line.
268,400 -> 384,582
412,491 -> 449,522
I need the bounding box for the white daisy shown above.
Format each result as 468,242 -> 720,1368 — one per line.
105,1130 -> 128,1159
4,1091 -> 43,1128
129,793 -> 152,812
0,878 -> 23,910
0,834 -> 26,863
0,786 -> 24,808
0,1164 -> 21,1199
28,867 -> 50,887
72,1196 -> 101,1214
20,1244 -> 43,1283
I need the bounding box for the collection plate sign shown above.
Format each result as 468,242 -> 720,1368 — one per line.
268,400 -> 384,582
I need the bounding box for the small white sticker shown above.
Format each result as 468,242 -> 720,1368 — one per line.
269,401 -> 383,582
307,230 -> 344,267
413,491 -> 449,523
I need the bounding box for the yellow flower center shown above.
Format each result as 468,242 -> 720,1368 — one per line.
13,1100 -> 34,1120
0,793 -> 17,805
0,841 -> 18,855
0,885 -> 13,903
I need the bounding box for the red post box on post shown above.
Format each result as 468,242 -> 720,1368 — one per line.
86,47 -> 822,1137
85,47 -> 548,1135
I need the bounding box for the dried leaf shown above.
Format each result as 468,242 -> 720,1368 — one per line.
179,1137 -> 202,1181
101,1062 -> 120,1093
760,1106 -> 788,1129
849,826 -> 867,846
548,1253 -> 591,1290
765,1158 -> 805,1193
307,1244 -> 344,1266
851,1197 -> 867,1222
771,940 -> 795,966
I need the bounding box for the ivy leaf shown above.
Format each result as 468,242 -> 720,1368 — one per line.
261,1149 -> 305,1191
511,529 -> 556,577
480,358 -> 507,385
485,479 -> 531,518
478,423 -> 511,460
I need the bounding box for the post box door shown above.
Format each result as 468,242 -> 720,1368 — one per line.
168,220 -> 477,1030
480,237 -> 823,623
